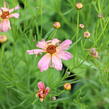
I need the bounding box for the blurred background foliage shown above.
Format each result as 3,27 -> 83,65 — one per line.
0,0 -> 109,109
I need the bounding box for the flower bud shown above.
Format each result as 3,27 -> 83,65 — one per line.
51,96 -> 56,101
64,83 -> 71,90
79,24 -> 85,29
84,31 -> 90,38
53,22 -> 61,29
76,2 -> 83,9
90,48 -> 99,58
0,35 -> 7,43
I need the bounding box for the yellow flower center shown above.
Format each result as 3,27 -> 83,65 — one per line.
46,45 -> 56,54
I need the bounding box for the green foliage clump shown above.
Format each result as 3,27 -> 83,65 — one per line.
0,0 -> 109,109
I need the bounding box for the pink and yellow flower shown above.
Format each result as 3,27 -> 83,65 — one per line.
0,2 -> 20,32
36,81 -> 50,102
27,39 -> 73,72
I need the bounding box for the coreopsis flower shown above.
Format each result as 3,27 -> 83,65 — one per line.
64,83 -> 71,90
36,81 -> 50,102
79,24 -> 85,29
84,31 -> 90,38
0,35 -> 7,43
27,39 -> 73,72
0,2 -> 20,32
76,2 -> 83,9
90,48 -> 99,58
53,22 -> 61,29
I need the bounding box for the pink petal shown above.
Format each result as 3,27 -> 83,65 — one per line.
0,10 -> 2,14
9,13 -> 19,18
59,40 -> 72,50
51,38 -> 60,45
52,55 -> 62,70
36,40 -> 47,49
58,51 -> 73,60
45,87 -> 50,95
38,53 -> 51,72
0,19 -> 11,32
38,82 -> 45,90
9,5 -> 20,13
26,49 -> 44,55
1,7 -> 9,11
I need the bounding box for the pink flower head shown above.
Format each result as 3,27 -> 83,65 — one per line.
36,81 -> 50,102
0,2 -> 20,32
27,38 -> 73,72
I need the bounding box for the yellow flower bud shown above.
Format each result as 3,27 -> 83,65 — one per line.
64,83 -> 71,90
0,35 -> 7,43
53,22 -> 61,29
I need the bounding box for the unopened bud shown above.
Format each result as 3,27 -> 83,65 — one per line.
84,31 -> 90,38
90,48 -> 99,58
0,35 -> 7,43
53,22 -> 61,29
79,24 -> 85,29
76,2 -> 83,9
64,83 -> 71,90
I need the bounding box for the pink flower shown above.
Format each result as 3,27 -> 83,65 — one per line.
36,81 -> 50,102
27,39 -> 73,72
0,2 -> 20,32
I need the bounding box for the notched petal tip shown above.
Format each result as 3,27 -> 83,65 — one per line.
51,38 -> 60,45
65,39 -> 72,45
59,39 -> 72,50
58,51 -> 73,60
26,50 -> 33,54
9,13 -> 20,19
15,5 -> 21,10
36,40 -> 47,49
